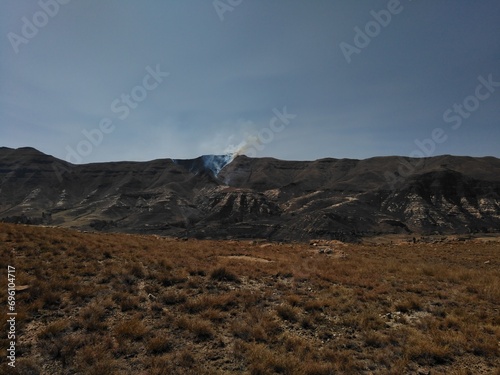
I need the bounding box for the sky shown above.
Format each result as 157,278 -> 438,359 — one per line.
1,0 -> 499,164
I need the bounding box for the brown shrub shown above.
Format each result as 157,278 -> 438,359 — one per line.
245,343 -> 300,375
147,335 -> 173,355
176,316 -> 214,341
128,262 -> 146,278
114,317 -> 148,341
38,320 -> 69,339
303,362 -> 336,375
75,303 -> 107,331
363,331 -> 389,348
405,332 -> 453,365
160,290 -> 187,305
276,304 -> 300,323
118,295 -> 141,312
210,267 -> 240,283
42,289 -> 61,309
74,345 -> 119,375
12,358 -> 42,375
157,272 -> 187,287
395,297 -> 422,313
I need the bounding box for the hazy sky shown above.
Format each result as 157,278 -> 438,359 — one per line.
1,0 -> 499,163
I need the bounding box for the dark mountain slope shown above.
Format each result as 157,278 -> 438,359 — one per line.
1,147 -> 499,241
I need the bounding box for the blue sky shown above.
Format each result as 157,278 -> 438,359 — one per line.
1,0 -> 499,163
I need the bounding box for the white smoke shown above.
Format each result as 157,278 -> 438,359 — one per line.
201,135 -> 260,179
224,134 -> 261,158
201,154 -> 234,177
199,106 -> 297,162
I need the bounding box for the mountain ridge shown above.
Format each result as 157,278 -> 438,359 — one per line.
1,147 -> 499,241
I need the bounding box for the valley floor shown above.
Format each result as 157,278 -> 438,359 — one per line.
0,223 -> 499,374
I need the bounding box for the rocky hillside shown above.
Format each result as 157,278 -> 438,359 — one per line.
1,147 -> 500,241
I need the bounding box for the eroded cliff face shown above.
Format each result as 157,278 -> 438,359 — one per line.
1,147 -> 499,241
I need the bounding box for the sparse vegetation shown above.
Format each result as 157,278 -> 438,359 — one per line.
114,316 -> 149,341
146,334 -> 173,355
210,266 -> 240,282
0,222 -> 499,374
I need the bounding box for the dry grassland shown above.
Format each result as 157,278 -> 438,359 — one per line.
0,223 -> 499,374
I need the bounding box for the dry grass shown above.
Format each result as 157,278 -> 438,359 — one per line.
146,334 -> 174,355
114,316 -> 149,341
210,266 -> 240,283
0,222 -> 499,374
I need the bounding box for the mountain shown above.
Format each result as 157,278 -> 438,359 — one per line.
1,147 -> 500,241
